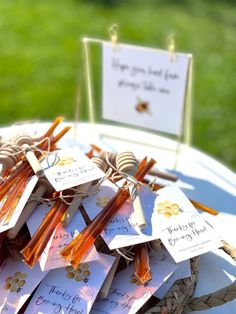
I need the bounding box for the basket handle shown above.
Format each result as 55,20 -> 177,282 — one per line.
184,280 -> 236,312
184,240 -> 236,312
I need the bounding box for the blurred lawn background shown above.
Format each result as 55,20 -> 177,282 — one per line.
0,0 -> 235,170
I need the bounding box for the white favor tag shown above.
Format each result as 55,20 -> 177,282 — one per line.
0,259 -> 48,314
92,250 -> 177,314
152,186 -> 221,263
41,147 -> 105,191
25,253 -> 116,314
27,204 -> 99,271
83,181 -> 160,250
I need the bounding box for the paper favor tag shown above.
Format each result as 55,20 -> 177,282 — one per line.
83,181 -> 161,250
0,175 -> 38,234
0,259 -> 48,314
27,204 -> 99,271
24,253 -> 116,314
41,147 -> 105,191
92,250 -> 177,314
154,259 -> 191,299
152,186 -> 221,263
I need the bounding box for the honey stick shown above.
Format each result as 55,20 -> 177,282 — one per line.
134,243 -> 152,284
60,158 -> 156,269
21,199 -> 64,267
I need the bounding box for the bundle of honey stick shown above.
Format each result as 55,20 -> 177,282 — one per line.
0,117 -> 235,314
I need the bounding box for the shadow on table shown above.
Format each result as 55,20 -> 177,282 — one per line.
169,170 -> 236,215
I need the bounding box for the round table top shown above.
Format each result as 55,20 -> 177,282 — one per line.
1,121 -> 236,314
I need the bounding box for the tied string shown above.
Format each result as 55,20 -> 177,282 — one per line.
0,136 -> 51,160
115,247 -> 135,264
105,153 -> 145,191
59,185 -> 101,205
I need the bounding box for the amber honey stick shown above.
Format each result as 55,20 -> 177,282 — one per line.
7,178 -> 54,239
116,151 -> 146,229
0,118 -> 71,231
61,157 -> 108,226
60,158 -> 156,269
134,243 -> 152,284
21,197 -> 70,267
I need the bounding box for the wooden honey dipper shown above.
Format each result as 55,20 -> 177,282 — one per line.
116,151 -> 146,229
61,157 -> 108,227
12,133 -> 44,178
0,145 -> 21,179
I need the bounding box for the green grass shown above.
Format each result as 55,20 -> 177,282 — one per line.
0,0 -> 236,170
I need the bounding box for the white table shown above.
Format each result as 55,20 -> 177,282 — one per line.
1,121 -> 236,314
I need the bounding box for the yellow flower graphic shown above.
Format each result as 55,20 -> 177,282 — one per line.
66,263 -> 91,283
57,157 -> 76,167
96,196 -> 111,207
156,200 -> 181,217
4,272 -> 27,293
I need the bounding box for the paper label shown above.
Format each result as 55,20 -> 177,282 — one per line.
0,259 -> 47,314
0,175 -> 38,233
27,204 -> 99,271
41,147 -> 105,191
152,186 -> 221,263
151,249 -> 191,299
25,253 -> 116,314
82,180 -> 160,250
154,259 -> 191,299
91,250 -> 177,314
102,42 -> 191,135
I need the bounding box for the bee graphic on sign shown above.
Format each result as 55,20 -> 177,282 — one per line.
134,97 -> 152,115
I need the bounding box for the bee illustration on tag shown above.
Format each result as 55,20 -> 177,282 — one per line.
4,272 -> 27,293
134,97 -> 152,115
57,156 -> 76,167
66,263 -> 91,284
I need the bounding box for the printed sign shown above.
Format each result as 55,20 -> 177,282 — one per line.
102,42 -> 191,135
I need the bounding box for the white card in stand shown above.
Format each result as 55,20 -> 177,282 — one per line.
0,259 -> 48,314
27,204 -> 99,271
102,42 -> 191,135
25,253 -> 116,314
41,147 -> 105,191
0,175 -> 38,233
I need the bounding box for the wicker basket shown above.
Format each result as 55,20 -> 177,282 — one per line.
142,240 -> 236,313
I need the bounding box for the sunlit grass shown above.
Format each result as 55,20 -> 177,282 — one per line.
0,0 -> 235,169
